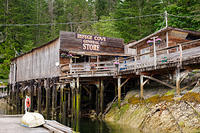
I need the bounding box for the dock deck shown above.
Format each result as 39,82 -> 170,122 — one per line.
0,115 -> 72,133
0,115 -> 49,133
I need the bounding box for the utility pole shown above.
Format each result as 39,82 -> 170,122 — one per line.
165,11 -> 168,27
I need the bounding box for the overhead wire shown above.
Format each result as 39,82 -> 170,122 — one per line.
0,13 -> 199,27
0,13 -> 163,27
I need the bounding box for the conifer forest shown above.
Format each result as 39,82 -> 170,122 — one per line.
0,0 -> 200,80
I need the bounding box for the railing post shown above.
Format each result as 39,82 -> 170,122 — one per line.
153,37 -> 157,68
70,58 -> 72,74
179,44 -> 183,67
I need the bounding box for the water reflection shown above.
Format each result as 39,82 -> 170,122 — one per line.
63,117 -> 141,133
0,99 -> 141,133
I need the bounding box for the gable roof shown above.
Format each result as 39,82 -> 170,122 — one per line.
128,27 -> 200,48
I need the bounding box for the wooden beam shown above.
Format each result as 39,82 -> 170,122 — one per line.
143,75 -> 176,89
120,78 -> 130,88
118,77 -> 121,107
180,70 -> 190,83
82,86 -> 91,95
181,81 -> 197,91
143,79 -> 149,86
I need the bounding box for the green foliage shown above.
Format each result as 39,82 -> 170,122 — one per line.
0,0 -> 200,80
82,16 -> 121,38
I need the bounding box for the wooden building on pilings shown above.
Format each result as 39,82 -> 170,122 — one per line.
125,27 -> 200,98
8,31 -> 126,126
8,27 -> 200,131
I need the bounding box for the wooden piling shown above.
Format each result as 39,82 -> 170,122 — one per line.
45,78 -> 50,119
100,79 -> 104,114
37,80 -> 42,113
60,84 -> 64,122
176,67 -> 181,95
71,79 -> 76,126
16,83 -> 20,113
76,77 -> 80,132
96,80 -> 100,114
30,80 -> 34,111
118,77 -> 121,108
140,75 -> 144,98
52,78 -> 57,119
63,88 -> 67,123
21,83 -> 25,114
67,89 -> 71,115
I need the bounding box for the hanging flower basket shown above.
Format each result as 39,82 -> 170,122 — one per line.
114,61 -> 120,67
147,40 -> 153,46
67,54 -> 73,58
156,38 -> 162,44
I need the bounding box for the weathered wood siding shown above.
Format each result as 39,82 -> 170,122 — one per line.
60,31 -> 124,54
9,61 -> 16,84
12,39 -> 60,82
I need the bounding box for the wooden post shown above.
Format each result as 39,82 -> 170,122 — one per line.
63,88 -> 67,123
76,77 -> 80,132
179,44 -> 183,67
96,80 -> 100,114
153,37 -> 157,68
69,58 -> 73,74
118,77 -> 121,108
89,86 -> 92,110
60,84 -> 64,122
52,78 -> 57,119
140,75 -> 144,98
176,67 -> 181,95
16,83 -> 20,113
30,80 -> 34,111
37,80 -> 42,113
71,79 -> 76,125
166,31 -> 169,54
45,79 -> 50,119
97,56 -> 99,70
67,89 -> 71,115
100,79 -> 104,115
21,83 -> 25,114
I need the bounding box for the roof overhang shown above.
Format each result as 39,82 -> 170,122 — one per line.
128,27 -> 200,48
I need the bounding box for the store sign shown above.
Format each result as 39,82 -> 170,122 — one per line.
76,33 -> 107,51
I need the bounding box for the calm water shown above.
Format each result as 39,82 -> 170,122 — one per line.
0,98 -> 140,133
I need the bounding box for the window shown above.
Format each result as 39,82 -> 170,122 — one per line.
140,47 -> 150,60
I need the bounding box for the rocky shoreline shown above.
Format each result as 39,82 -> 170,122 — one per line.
105,91 -> 200,133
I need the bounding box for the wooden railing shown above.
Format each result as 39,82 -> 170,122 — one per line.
69,61 -> 116,76
67,39 -> 200,77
